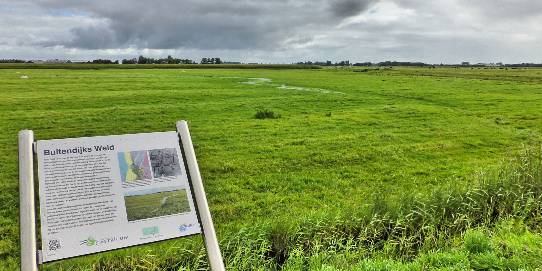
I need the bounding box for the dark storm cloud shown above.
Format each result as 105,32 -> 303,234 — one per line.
67,24 -> 117,50
330,0 -> 375,18
25,0 -> 377,50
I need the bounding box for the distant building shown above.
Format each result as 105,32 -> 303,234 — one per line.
461,62 -> 470,66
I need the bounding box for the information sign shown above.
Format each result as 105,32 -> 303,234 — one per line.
36,131 -> 201,262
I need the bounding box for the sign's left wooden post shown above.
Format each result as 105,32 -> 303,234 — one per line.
19,130 -> 38,271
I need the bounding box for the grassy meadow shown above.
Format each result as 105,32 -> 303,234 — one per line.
1,66 -> 542,270
124,190 -> 191,221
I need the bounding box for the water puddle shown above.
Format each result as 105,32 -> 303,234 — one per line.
171,74 -> 343,94
240,78 -> 272,85
276,84 -> 344,94
238,77 -> 342,94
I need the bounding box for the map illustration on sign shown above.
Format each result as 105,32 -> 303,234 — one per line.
36,131 -> 201,262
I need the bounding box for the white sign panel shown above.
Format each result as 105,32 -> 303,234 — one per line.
36,131 -> 201,262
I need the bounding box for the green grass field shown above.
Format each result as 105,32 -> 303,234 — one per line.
124,190 -> 191,221
1,66 -> 542,270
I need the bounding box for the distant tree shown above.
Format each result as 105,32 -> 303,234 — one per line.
88,59 -> 116,64
336,60 -> 350,66
138,55 -> 153,64
122,58 -> 137,64
200,57 -> 222,64
353,62 -> 372,67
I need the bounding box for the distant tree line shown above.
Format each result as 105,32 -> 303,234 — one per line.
352,62 -> 372,66
121,55 -> 196,64
357,61 -> 542,68
3,56 -> 542,67
200,57 -> 222,64
0,59 -> 28,63
505,63 -> 542,67
296,60 -> 350,66
295,60 -> 542,68
295,60 -> 429,67
121,58 -> 137,64
354,61 -> 429,67
100,56 -> 227,65
87,59 -> 118,64
377,61 -> 429,67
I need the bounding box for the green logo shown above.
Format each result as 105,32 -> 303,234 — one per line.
80,236 -> 96,246
142,226 -> 159,236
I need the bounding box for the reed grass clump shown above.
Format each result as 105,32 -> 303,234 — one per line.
257,147 -> 542,267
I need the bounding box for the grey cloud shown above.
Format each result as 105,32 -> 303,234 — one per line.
24,0 -> 376,50
330,0 -> 375,18
395,0 -> 542,20
459,0 -> 542,19
67,24 -> 117,49
1,0 -> 542,63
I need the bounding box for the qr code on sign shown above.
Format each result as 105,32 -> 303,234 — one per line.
48,239 -> 61,251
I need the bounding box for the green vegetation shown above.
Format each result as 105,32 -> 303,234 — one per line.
124,190 -> 191,221
255,108 -> 281,119
0,67 -> 541,270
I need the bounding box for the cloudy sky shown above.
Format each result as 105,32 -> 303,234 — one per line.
1,0 -> 541,63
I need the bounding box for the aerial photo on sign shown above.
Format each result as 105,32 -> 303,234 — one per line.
35,132 -> 200,262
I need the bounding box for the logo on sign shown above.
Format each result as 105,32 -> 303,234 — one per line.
142,226 -> 160,236
80,237 -> 97,246
178,224 -> 194,233
80,235 -> 128,247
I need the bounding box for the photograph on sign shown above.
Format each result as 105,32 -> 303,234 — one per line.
36,131 -> 201,262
